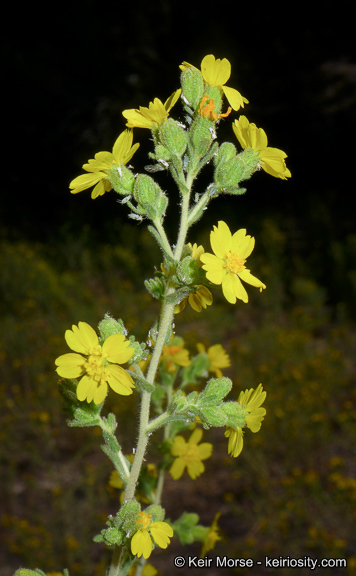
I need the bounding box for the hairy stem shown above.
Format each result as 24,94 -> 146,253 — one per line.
109,167 -> 193,575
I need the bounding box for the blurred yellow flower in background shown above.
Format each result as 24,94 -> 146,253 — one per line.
200,513 -> 221,557
196,343 -> 230,377
169,428 -> 213,479
160,339 -> 191,373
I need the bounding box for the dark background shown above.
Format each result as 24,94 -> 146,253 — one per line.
4,0 -> 356,250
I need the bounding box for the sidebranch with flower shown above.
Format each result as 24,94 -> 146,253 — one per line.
200,221 -> 266,304
55,321 -> 135,404
69,129 -> 139,199
180,54 -> 248,111
122,90 -> 181,129
225,384 -> 267,458
131,512 -> 173,560
233,115 -> 291,179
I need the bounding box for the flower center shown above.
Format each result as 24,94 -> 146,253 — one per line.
224,251 -> 245,274
84,345 -> 108,383
137,512 -> 152,530
184,445 -> 200,464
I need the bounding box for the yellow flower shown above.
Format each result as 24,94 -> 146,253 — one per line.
196,343 -> 230,377
232,116 -> 291,179
55,321 -> 135,404
200,513 -> 221,557
131,512 -> 173,559
180,54 -> 248,111
69,129 -> 139,199
176,286 -> 213,313
175,243 -> 213,313
239,383 -> 267,432
225,383 -> 266,457
188,242 -> 205,262
123,90 -> 181,129
109,469 -> 124,490
200,221 -> 266,304
128,563 -> 157,576
169,428 -> 213,480
160,339 -> 191,373
224,427 -> 244,458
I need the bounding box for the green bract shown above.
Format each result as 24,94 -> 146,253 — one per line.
159,118 -> 188,157
181,67 -> 204,110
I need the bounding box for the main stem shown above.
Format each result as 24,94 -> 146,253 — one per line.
108,175 -> 192,576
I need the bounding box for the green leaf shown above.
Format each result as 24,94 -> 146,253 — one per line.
165,286 -> 194,305
144,276 -> 166,301
199,377 -> 232,404
13,570 -> 47,576
130,371 -> 155,393
180,353 -> 210,387
169,378 -> 235,429
171,512 -> 208,545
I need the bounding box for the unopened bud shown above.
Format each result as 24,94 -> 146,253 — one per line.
159,118 -> 188,157
181,67 -> 204,110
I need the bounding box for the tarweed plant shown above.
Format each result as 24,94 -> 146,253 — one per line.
14,54 -> 290,576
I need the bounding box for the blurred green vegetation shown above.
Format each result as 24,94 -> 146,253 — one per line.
0,219 -> 355,575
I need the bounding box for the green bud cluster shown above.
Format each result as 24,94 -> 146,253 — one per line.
214,143 -> 260,195
94,501 -> 167,551
169,377 -> 247,429
171,512 -> 208,546
94,499 -> 141,546
132,174 -> 168,222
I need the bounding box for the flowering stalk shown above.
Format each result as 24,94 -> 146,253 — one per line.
124,163 -> 193,505
15,54 -> 292,576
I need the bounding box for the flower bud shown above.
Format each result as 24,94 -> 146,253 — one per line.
154,144 -> 171,162
98,315 -> 127,340
236,149 -> 261,180
214,142 -> 237,167
145,504 -> 165,522
108,165 -> 135,195
134,174 -> 161,206
156,193 -> 168,221
181,67 -> 204,109
177,256 -> 200,285
214,155 -> 245,189
189,117 -> 213,158
159,118 -> 188,157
